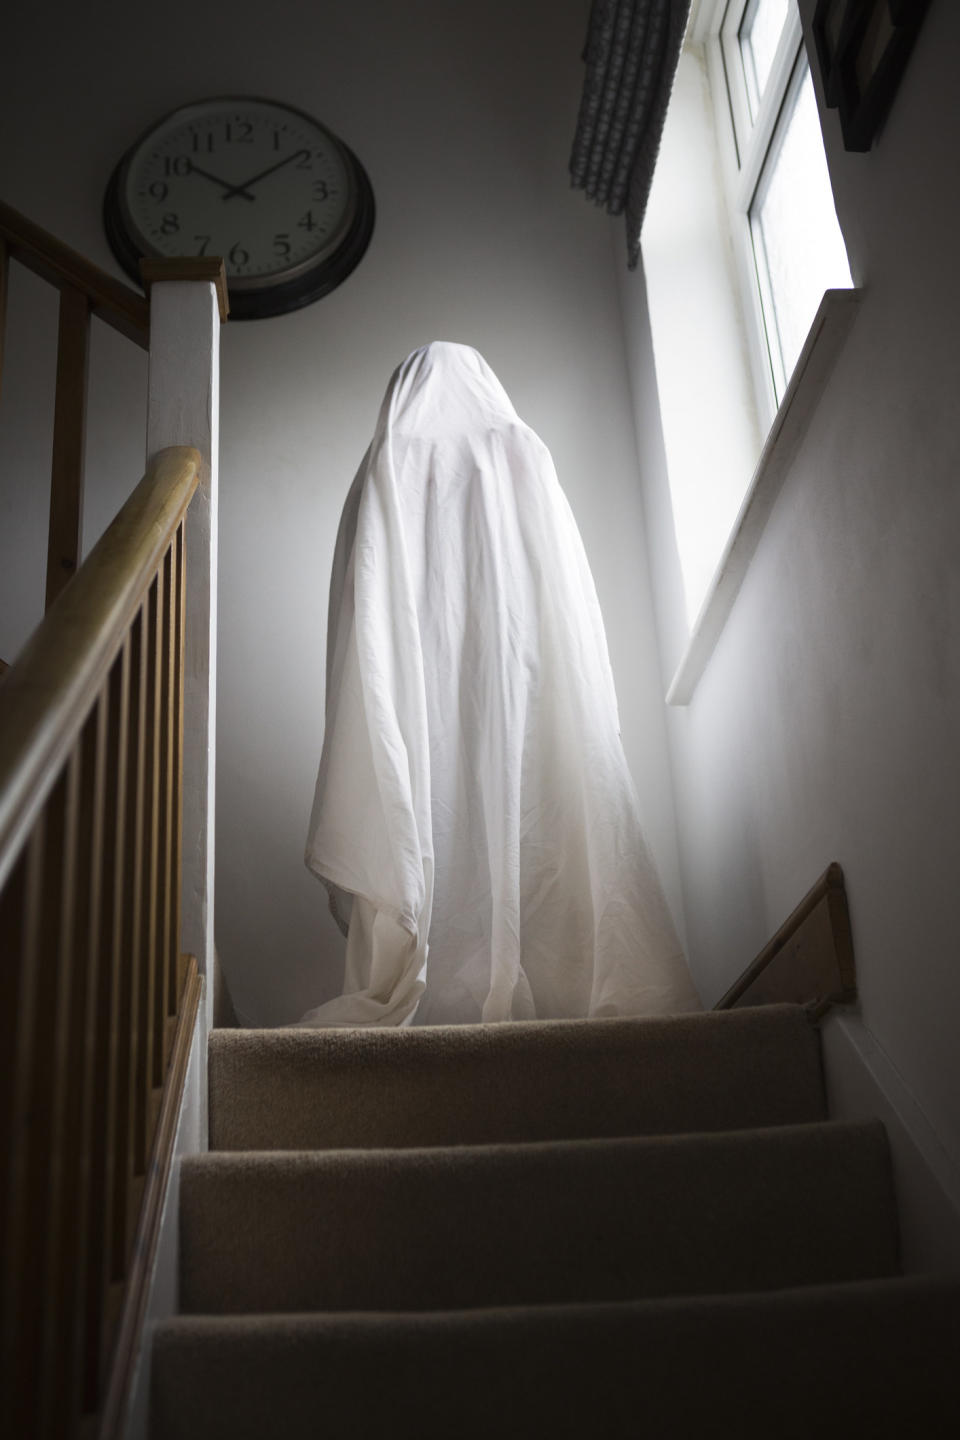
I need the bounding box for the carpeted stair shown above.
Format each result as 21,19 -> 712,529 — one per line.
151,1004 -> 960,1437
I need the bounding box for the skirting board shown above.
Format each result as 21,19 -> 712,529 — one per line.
119,983 -> 207,1440
821,1010 -> 960,1275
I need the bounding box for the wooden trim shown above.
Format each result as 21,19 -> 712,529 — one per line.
46,285 -> 91,609
140,256 -> 230,323
0,447 -> 200,893
96,956 -> 201,1440
715,862 -> 857,1016
0,200 -> 149,349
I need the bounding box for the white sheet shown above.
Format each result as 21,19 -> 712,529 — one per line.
302,342 -> 699,1025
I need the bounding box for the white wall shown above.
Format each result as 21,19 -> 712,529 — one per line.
620,0 -> 960,1164
0,0 -> 683,1023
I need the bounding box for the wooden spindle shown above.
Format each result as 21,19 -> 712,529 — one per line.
84,648 -> 128,1413
110,612 -> 145,1302
157,546 -> 175,1076
46,285 -> 90,610
46,706 -> 105,1436
137,578 -> 162,1164
0,236 -> 8,404
0,846 -> 26,1162
39,746 -> 83,1439
169,522 -> 186,1021
9,784 -> 67,1435
0,845 -> 29,1410
2,821 -> 46,1434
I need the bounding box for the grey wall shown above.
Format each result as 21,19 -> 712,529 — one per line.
621,0 -> 960,1162
0,1 -> 682,1023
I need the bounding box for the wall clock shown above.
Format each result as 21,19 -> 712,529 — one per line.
104,96 -> 375,318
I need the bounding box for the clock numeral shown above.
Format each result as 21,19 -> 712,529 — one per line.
191,131 -> 215,154
298,210 -> 318,232
229,241 -> 250,267
149,181 -> 169,202
295,152 -> 313,170
194,234 -> 212,256
160,213 -> 181,235
273,233 -> 292,260
313,181 -> 329,202
163,156 -> 191,178
225,121 -> 254,143
273,130 -> 283,151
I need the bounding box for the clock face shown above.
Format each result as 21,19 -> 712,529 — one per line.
105,97 -> 374,318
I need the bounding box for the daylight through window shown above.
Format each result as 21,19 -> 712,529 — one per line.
719,0 -> 852,417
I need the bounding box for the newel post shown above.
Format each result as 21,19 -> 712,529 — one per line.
142,258 -> 228,1035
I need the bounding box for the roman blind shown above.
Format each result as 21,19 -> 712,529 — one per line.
569,0 -> 691,267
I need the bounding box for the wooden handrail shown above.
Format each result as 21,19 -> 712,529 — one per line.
0,446 -> 200,892
0,200 -> 149,348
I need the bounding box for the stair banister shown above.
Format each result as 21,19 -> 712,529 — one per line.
0,446 -> 201,1439
0,209 -> 226,1438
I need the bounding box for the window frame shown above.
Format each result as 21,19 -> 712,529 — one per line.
641,1 -> 860,702
702,0 -> 813,427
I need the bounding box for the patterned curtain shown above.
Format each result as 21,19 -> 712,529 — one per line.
569,0 -> 691,268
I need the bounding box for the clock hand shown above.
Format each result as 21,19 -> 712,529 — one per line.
221,149 -> 311,200
188,161 -> 256,202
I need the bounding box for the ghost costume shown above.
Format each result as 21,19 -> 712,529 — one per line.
302,342 -> 699,1026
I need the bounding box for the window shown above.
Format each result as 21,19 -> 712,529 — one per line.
639,0 -> 855,637
712,0 -> 853,421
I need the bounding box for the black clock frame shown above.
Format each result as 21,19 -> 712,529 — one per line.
103,99 -> 375,320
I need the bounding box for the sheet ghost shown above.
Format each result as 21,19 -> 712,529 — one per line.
302,342 -> 699,1026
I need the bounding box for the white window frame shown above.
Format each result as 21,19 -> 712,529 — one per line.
641,0 -> 859,703
699,0 -> 815,428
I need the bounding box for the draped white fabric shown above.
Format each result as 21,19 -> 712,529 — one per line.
302,342 -> 699,1026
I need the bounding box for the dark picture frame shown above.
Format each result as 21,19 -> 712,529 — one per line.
811,0 -> 931,151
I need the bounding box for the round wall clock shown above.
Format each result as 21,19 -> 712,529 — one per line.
104,96 -> 375,319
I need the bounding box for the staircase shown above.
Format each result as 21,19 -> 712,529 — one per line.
151,1004 -> 960,1437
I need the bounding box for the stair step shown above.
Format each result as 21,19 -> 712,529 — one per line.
152,1276 -> 960,1439
180,1121 -> 897,1315
209,1003 -> 825,1151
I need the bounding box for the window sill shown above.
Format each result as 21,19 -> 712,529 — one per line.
665,288 -> 861,706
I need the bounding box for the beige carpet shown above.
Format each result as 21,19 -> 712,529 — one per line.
152,1004 -> 960,1437
208,1002 -> 825,1149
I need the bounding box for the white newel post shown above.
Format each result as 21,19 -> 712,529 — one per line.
144,259 -> 227,1036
